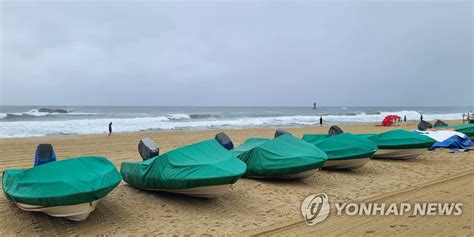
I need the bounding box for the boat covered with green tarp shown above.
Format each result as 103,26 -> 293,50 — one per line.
366,129 -> 436,149
362,129 -> 436,159
436,124 -> 474,139
2,156 -> 122,221
302,133 -> 377,170
120,139 -> 246,197
232,134 -> 327,178
3,156 -> 121,206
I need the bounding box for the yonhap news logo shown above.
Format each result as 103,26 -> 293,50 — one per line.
301,193 -> 463,226
300,193 -> 330,226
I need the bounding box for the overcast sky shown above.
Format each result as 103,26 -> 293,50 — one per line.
0,0 -> 472,106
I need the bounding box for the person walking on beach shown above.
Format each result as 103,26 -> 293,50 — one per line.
319,116 -> 323,126
108,122 -> 113,136
404,115 -> 406,122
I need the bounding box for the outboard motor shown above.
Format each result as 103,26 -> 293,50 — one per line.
138,138 -> 159,161
433,120 -> 448,128
328,125 -> 344,136
34,144 -> 57,167
274,129 -> 291,138
417,120 -> 433,131
215,132 -> 234,150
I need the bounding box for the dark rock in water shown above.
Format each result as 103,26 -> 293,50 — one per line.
38,108 -> 69,113
328,125 -> 344,136
366,111 -> 381,115
190,114 -> 216,119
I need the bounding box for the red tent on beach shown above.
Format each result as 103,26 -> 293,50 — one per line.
381,115 -> 401,126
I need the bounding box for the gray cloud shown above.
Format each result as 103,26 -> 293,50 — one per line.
1,1 -> 472,106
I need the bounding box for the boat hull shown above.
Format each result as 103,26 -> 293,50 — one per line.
145,184 -> 233,198
373,148 -> 426,160
322,157 -> 371,170
246,169 -> 317,180
16,200 -> 100,221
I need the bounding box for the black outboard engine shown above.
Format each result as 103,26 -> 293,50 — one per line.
215,132 -> 234,150
274,129 -> 291,138
328,125 -> 344,136
138,138 -> 159,160
34,144 -> 57,166
417,120 -> 433,131
433,120 -> 448,128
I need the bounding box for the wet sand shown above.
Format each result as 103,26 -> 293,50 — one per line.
0,121 -> 472,235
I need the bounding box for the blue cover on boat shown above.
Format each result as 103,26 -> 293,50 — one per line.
429,136 -> 474,151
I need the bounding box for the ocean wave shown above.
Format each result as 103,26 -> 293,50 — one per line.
0,115 -> 315,137
166,113 -> 191,120
0,110 -> 465,138
366,111 -> 381,115
37,108 -> 70,113
189,114 -> 219,119
321,110 -> 463,124
24,108 -> 71,116
0,108 -> 98,120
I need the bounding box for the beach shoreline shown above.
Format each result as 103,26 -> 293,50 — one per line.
0,119 -> 466,141
0,120 -> 472,235
1,104 -> 470,138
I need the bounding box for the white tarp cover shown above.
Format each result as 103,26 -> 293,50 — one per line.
415,130 -> 467,142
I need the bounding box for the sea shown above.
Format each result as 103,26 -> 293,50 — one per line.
0,106 -> 471,138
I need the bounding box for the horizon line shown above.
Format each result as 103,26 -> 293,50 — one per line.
0,104 -> 473,108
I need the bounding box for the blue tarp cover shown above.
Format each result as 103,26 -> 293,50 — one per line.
429,136 -> 474,151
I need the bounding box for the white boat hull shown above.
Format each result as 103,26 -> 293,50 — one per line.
323,157 -> 371,170
147,184 -> 233,198
16,200 -> 100,221
246,169 -> 317,180
373,148 -> 426,160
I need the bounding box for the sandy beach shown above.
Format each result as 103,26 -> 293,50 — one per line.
2,0 -> 472,235
0,121 -> 473,236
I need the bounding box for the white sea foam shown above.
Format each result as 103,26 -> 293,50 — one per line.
24,109 -> 50,117
0,109 -> 98,119
0,116 -> 170,138
0,110 -> 465,138
166,113 -> 191,120
322,111 -> 463,124
0,111 -> 462,137
23,109 -> 97,116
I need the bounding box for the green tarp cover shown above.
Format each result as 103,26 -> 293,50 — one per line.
232,134 -> 327,177
439,124 -> 474,137
121,139 -> 246,190
302,133 -> 377,160
366,129 -> 436,149
354,134 -> 377,139
300,134 -> 329,144
2,157 -> 121,207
